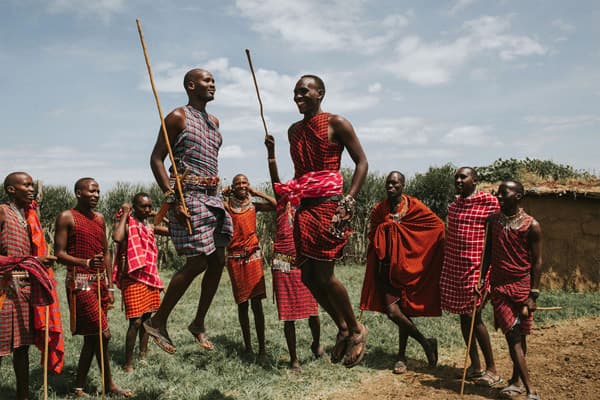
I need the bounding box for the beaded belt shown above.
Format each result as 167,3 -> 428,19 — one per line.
299,194 -> 342,208
271,253 -> 296,272
227,249 -> 261,261
1,271 -> 30,280
67,270 -> 107,291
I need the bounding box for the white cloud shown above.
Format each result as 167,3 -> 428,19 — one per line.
385,15 -> 546,85
441,125 -> 501,146
368,82 -> 383,93
219,145 -> 245,159
448,0 -> 477,15
551,19 -> 575,33
46,0 -> 125,21
358,117 -> 438,145
524,115 -> 600,131
234,0 -> 410,54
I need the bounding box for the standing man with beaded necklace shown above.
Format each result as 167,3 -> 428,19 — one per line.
479,180 -> 542,400
1,172 -> 57,400
145,68 -> 233,354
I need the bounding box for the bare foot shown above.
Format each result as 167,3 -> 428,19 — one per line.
311,342 -> 325,358
290,359 -> 302,373
188,324 -> 214,350
108,384 -> 134,398
72,388 -> 90,398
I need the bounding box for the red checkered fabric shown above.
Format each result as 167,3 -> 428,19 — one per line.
113,215 -> 163,289
274,170 -> 343,208
225,204 -> 266,304
273,202 -> 296,256
288,112 -> 349,261
273,268 -> 318,321
440,192 -> 499,314
168,105 -> 233,257
0,204 -> 31,256
120,278 -> 160,319
66,209 -> 109,336
489,211 -> 534,335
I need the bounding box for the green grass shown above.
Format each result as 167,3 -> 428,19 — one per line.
1,264 -> 599,399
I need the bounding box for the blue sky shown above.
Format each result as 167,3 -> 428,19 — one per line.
1,0 -> 598,189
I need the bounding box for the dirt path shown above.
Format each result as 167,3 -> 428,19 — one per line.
327,317 -> 599,399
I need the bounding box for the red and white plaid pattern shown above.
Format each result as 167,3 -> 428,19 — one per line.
122,216 -> 162,289
274,170 -> 343,208
440,192 -> 499,314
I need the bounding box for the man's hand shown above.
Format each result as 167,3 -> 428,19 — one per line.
89,253 -> 104,269
107,291 -> 115,305
265,134 -> 275,155
173,202 -> 191,225
36,255 -> 57,267
121,203 -> 132,214
521,297 -> 537,317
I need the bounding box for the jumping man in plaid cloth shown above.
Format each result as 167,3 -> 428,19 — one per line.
440,167 -> 501,387
112,193 -> 168,372
1,172 -> 57,400
479,181 -> 542,400
55,178 -> 132,398
146,69 -> 233,354
287,75 -> 369,368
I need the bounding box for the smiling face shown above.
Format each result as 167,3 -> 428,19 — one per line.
185,69 -> 215,102
76,179 -> 100,209
496,181 -> 523,214
454,167 -> 477,198
293,77 -> 323,116
385,171 -> 405,202
232,174 -> 249,200
5,173 -> 35,208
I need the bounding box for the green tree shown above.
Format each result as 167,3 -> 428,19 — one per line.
404,163 -> 456,220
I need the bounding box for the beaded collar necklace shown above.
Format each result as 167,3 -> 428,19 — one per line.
498,208 -> 526,230
9,202 -> 28,230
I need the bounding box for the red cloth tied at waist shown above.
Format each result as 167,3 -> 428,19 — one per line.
274,170 -> 343,209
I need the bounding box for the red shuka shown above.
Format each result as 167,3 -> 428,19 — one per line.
360,196 -> 445,316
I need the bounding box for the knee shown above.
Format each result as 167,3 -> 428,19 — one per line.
130,318 -> 143,329
250,298 -> 263,313
505,328 -> 521,346
238,301 -> 249,312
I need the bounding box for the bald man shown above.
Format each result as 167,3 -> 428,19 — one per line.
146,68 -> 233,354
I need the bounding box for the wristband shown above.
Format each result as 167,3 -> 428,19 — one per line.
85,259 -> 91,268
107,288 -> 116,292
529,288 -> 540,300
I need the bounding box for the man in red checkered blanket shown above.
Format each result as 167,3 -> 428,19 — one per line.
287,75 -> 369,368
479,180 -> 542,400
440,167 -> 502,387
1,172 -> 58,400
112,193 -> 169,372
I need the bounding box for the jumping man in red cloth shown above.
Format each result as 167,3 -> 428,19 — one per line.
223,175 -> 275,357
0,172 -> 57,400
480,181 -> 542,400
359,171 -> 444,374
265,134 -> 324,372
112,193 -> 169,372
440,167 -> 501,386
54,178 -> 132,398
287,75 -> 368,368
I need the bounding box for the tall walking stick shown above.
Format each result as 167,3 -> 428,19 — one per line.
245,49 -> 269,140
97,273 -> 106,400
460,224 -> 489,396
136,18 -> 192,234
43,306 -> 49,400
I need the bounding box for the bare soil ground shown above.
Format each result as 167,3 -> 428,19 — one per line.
327,317 -> 599,399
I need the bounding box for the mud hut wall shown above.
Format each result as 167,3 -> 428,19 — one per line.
522,196 -> 600,292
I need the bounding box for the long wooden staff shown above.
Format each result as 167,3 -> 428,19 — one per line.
460,224 -> 489,396
245,49 -> 269,140
97,273 -> 106,400
43,306 -> 49,400
136,18 -> 192,234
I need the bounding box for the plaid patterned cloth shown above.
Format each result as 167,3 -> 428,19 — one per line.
489,211 -> 534,335
225,204 -> 266,304
121,278 -> 160,319
66,209 -> 109,336
0,256 -> 55,356
274,170 -> 343,208
112,215 -> 163,289
273,267 -> 318,321
0,204 -> 31,256
288,112 -> 348,261
168,105 -> 232,256
440,192 -> 499,314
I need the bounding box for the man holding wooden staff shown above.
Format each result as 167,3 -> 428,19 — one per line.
54,177 -> 131,398
145,68 -> 233,354
440,167 -> 502,387
285,74 -> 369,368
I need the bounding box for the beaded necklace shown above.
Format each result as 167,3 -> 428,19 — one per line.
498,208 -> 527,230
9,202 -> 28,230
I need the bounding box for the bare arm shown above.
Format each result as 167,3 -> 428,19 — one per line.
150,107 -> 187,193
528,220 -> 543,290
153,225 -> 169,236
112,204 -> 130,243
98,214 -> 113,288
480,218 -> 493,284
249,187 -> 277,211
265,134 -> 281,198
329,114 -> 368,198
